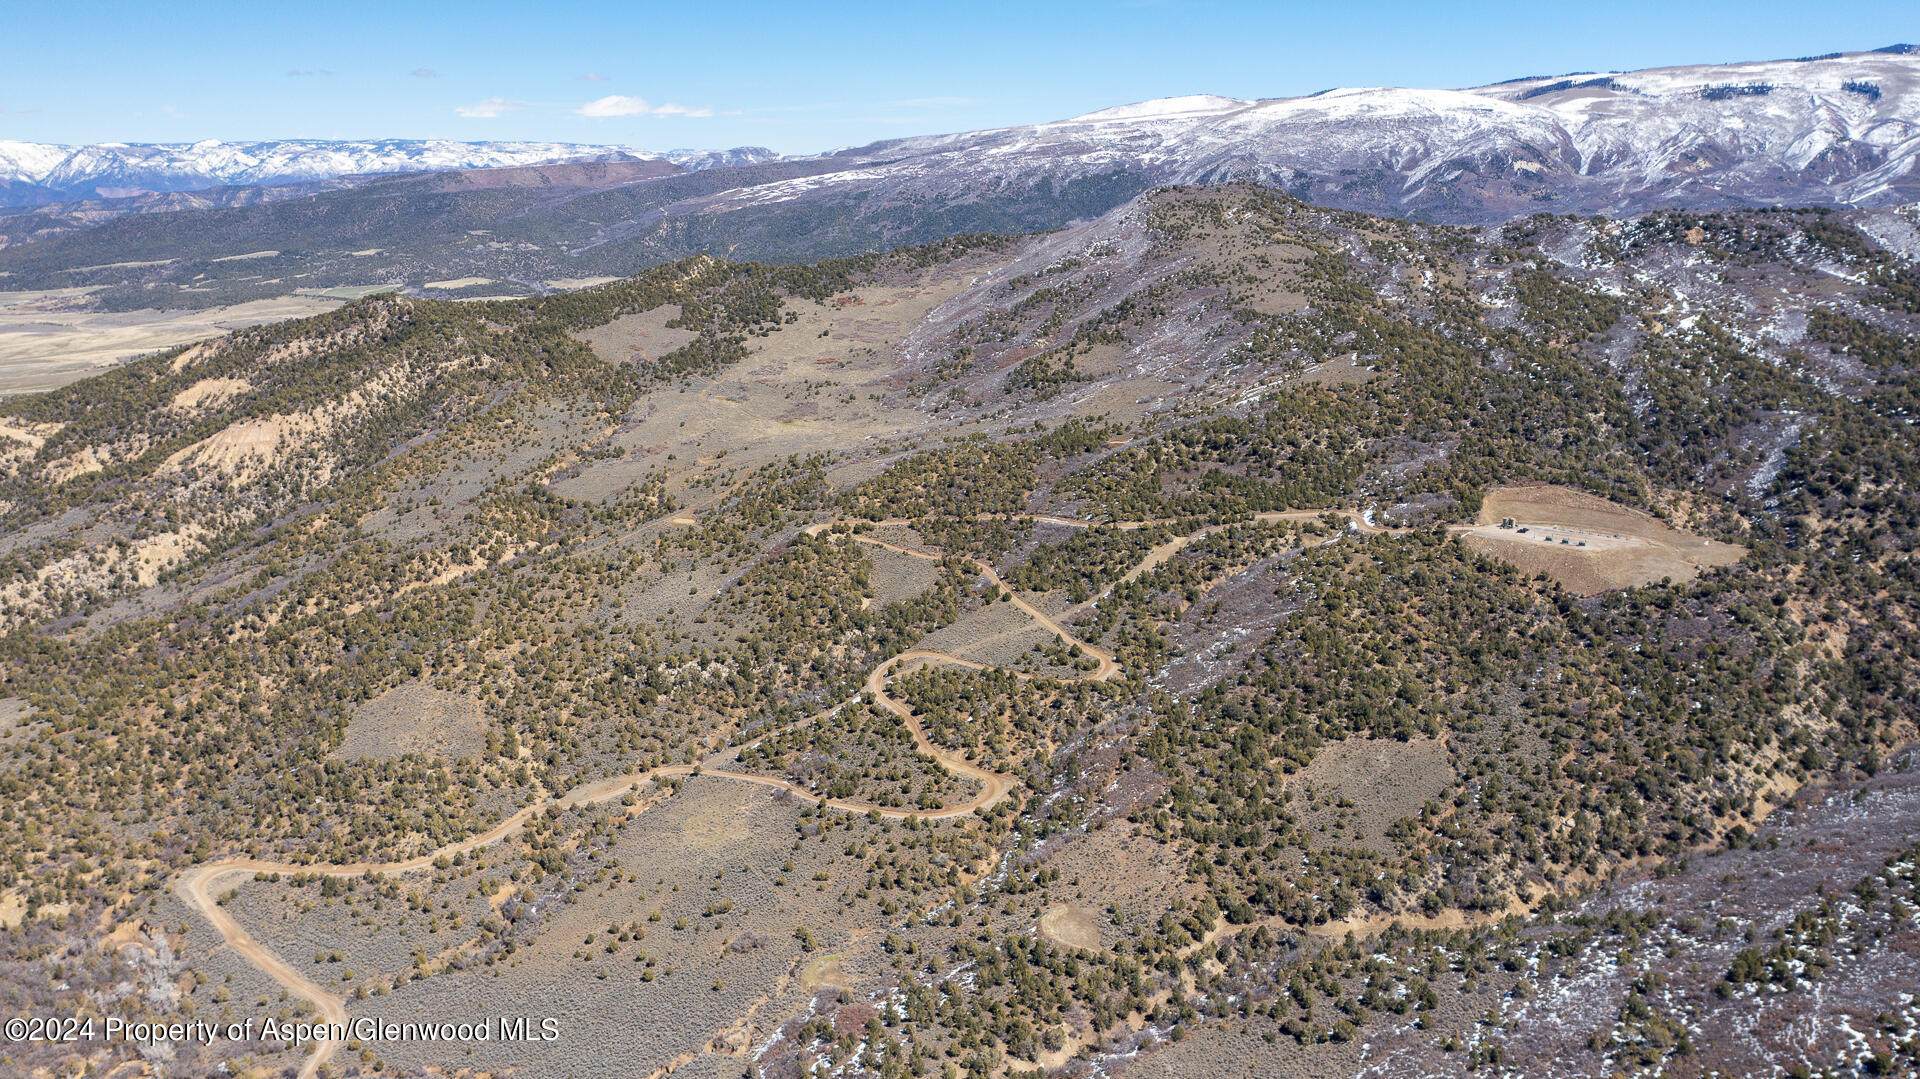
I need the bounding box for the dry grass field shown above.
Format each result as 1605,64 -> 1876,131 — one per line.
0,696 -> 30,738
860,543 -> 943,608
335,683 -> 491,762
341,778 -> 938,1077
913,603 -> 1069,673
555,278 -> 992,541
0,288 -> 345,396
573,304 -> 697,366
1293,736 -> 1456,853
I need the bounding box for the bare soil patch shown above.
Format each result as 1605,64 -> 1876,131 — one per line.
1020,821 -> 1193,953
546,452 -> 661,503
1460,483 -> 1745,593
862,544 -> 942,607
0,696 -> 32,742
335,683 -> 490,761
168,376 -> 251,411
573,305 -> 696,366
1294,353 -> 1383,387
1295,736 -> 1454,852
1038,903 -> 1103,950
914,603 -> 1060,671
586,276 -> 991,525
799,953 -> 848,992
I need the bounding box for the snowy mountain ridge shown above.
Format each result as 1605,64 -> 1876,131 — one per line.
3,47 -> 1917,234
743,46 -> 1920,221
0,139 -> 780,206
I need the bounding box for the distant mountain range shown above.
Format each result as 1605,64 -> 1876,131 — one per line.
3,47 -> 1916,308
8,47 -> 1917,222
765,45 -> 1920,222
0,139 -> 780,206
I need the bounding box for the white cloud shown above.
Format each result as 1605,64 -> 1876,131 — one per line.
455,97 -> 526,119
576,94 -> 650,117
161,104 -> 189,119
287,68 -> 334,78
579,72 -> 610,83
576,95 -> 715,119
409,67 -> 440,79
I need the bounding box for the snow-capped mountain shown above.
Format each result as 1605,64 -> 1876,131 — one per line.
716,46 -> 1920,221
0,139 -> 780,206
7,49 -> 1914,222
5,47 -> 1918,281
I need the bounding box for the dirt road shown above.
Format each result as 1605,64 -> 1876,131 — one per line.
180,512 -> 1155,1076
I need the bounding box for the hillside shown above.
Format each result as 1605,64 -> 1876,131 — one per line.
0,183 -> 1916,1076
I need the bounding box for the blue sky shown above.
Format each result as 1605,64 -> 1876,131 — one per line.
2,1 -> 1913,152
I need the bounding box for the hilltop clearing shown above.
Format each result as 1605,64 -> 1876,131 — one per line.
1457,483 -> 1747,592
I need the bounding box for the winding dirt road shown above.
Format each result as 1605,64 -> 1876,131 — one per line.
176,508 -> 1342,1077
